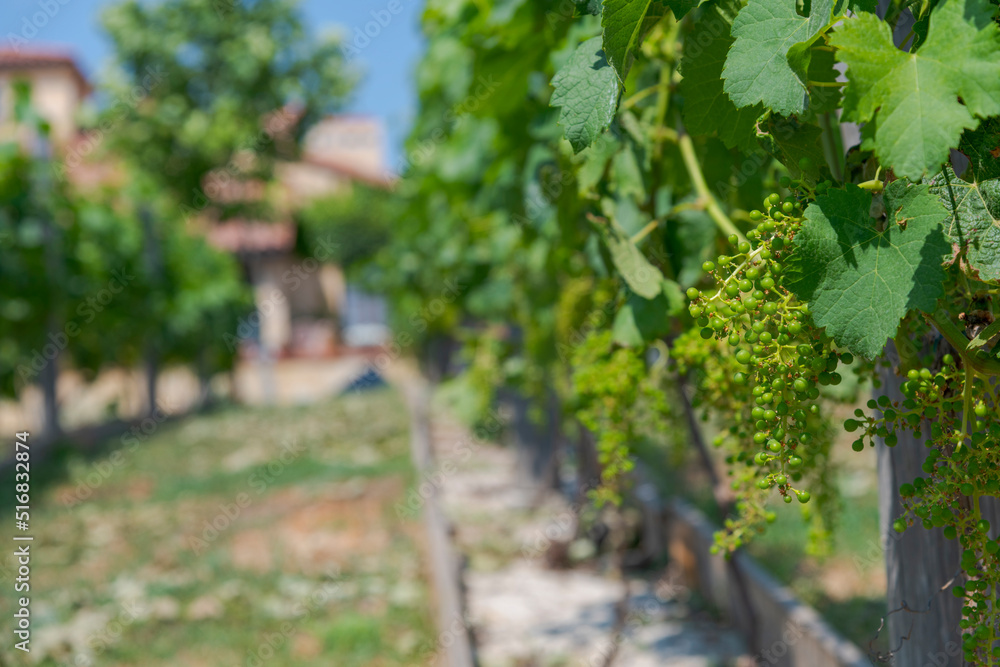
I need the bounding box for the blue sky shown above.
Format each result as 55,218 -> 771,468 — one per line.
1,0 -> 426,164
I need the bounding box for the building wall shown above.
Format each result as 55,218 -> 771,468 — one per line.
303,115 -> 385,179
0,66 -> 82,147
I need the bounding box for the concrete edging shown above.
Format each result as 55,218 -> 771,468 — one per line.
667,498 -> 872,667
401,380 -> 476,667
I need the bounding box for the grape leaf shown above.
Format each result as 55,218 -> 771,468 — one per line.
601,0 -> 696,82
788,181 -> 950,359
551,37 -> 622,153
612,288 -> 678,345
722,0 -> 834,116
679,0 -> 761,152
958,117 -> 1000,182
927,166 -> 1000,282
805,47 -> 841,114
831,0 -> 1000,180
599,221 -> 664,298
602,0 -> 659,81
759,117 -> 826,182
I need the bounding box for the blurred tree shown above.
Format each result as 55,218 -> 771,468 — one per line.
96,0 -> 354,412
99,0 -> 356,212
296,185 -> 394,273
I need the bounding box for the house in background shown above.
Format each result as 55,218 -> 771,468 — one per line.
0,48 -> 89,149
0,47 -> 391,359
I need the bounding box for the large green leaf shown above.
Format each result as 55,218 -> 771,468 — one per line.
551,37 -> 622,153
722,0 -> 834,116
831,0 -> 1000,180
679,0 -> 761,152
788,181 -> 950,358
599,222 -> 665,299
927,166 -> 1000,282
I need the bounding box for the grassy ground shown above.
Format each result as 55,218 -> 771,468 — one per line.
0,388 -> 437,667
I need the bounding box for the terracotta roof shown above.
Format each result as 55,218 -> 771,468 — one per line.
207,220 -> 297,255
0,47 -> 90,96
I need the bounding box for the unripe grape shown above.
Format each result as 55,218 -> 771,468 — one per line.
686,287 -> 700,300
795,490 -> 811,503
702,261 -> 716,272
893,519 -> 907,533
738,241 -> 751,254
748,211 -> 762,222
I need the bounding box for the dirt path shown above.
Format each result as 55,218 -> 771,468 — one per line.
426,411 -> 748,667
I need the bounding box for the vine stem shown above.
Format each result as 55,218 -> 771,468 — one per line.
928,309 -> 1000,376
960,364 -> 973,451
677,131 -> 747,243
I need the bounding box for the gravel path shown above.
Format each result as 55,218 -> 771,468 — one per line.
427,412 -> 748,667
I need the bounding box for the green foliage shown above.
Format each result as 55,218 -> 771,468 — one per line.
100,0 -> 354,206
598,219 -> 666,298
927,166 -> 1000,282
722,0 -> 833,116
678,0 -> 760,152
789,181 -> 950,359
832,0 -> 1000,179
368,0 -> 1000,657
297,186 -> 393,271
551,37 -> 622,153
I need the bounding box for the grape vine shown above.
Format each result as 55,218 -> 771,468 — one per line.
374,0 -> 1000,660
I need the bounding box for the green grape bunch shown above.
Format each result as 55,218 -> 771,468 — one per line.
676,186 -> 849,552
